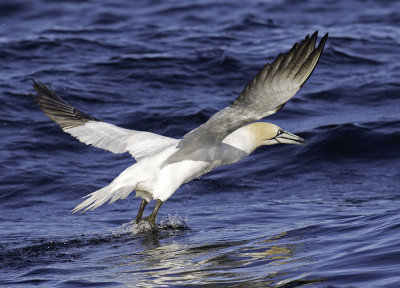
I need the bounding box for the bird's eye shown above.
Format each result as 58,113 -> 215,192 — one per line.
276,129 -> 284,136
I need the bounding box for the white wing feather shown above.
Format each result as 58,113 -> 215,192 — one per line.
65,121 -> 177,160
31,81 -> 177,160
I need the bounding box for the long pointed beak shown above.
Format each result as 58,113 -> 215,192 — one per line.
275,130 -> 307,145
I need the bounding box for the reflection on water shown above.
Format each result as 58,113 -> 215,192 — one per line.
111,227 -> 327,287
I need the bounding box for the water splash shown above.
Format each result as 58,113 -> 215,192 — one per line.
112,220 -> 148,235
159,213 -> 188,230
112,214 -> 188,236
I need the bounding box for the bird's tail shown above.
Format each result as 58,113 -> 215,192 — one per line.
71,166 -> 140,213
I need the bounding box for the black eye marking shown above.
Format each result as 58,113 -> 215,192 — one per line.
276,129 -> 284,136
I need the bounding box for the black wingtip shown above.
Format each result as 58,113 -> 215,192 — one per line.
309,31 -> 329,46
311,30 -> 318,39
29,80 -> 100,128
32,79 -> 45,96
30,79 -> 42,101
317,32 -> 329,51
32,79 -> 41,89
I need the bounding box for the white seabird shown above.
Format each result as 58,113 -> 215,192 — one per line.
31,31 -> 328,229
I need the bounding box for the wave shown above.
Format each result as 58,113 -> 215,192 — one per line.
304,80 -> 400,105
0,217 -> 188,272
0,2 -> 29,18
241,120 -> 400,181
301,120 -> 400,161
329,48 -> 382,65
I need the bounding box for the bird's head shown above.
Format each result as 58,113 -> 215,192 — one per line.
247,122 -> 306,147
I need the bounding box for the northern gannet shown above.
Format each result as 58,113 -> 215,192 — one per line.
31,31 -> 328,229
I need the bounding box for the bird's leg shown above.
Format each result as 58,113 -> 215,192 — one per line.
135,199 -> 148,224
143,199 -> 164,230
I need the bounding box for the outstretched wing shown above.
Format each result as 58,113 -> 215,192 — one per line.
177,31 -> 328,155
30,81 -> 177,160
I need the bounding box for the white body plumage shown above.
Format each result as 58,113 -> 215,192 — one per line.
30,31 -> 327,225
70,121 -> 274,211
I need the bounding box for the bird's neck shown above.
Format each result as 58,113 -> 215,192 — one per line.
222,125 -> 263,154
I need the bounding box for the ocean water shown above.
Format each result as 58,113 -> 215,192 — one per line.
1,0 -> 400,287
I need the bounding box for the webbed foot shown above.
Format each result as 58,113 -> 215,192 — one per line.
142,214 -> 157,230
140,199 -> 164,230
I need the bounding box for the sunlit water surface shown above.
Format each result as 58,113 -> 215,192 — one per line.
1,0 -> 400,287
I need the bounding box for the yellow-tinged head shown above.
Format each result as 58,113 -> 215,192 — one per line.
223,122 -> 306,154
246,122 -> 306,147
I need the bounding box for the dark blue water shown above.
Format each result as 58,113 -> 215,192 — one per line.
1,0 -> 400,287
